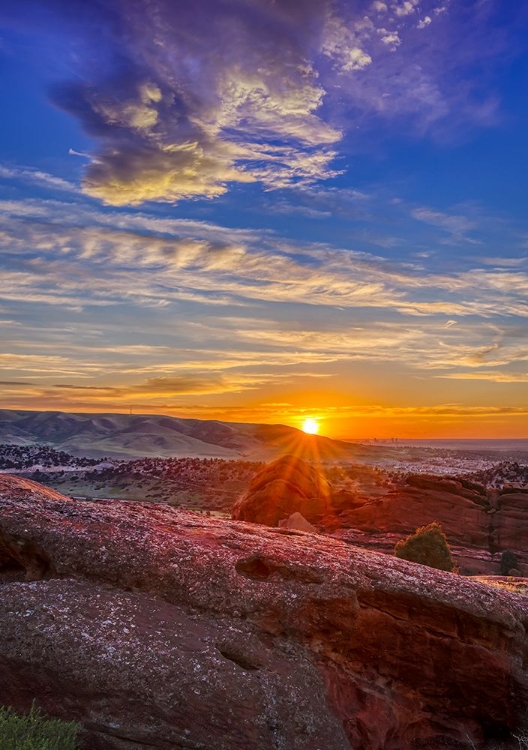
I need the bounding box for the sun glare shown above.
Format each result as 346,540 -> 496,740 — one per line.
302,418 -> 320,435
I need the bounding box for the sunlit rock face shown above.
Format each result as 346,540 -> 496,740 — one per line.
231,454 -> 332,526
1,474 -> 528,749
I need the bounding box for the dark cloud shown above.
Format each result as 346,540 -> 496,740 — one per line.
1,0 -> 517,204
43,0 -> 344,204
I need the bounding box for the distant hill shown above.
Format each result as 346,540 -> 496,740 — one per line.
0,409 -> 395,461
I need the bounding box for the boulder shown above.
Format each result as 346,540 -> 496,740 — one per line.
278,511 -> 318,533
232,455 -> 331,526
1,474 -> 528,749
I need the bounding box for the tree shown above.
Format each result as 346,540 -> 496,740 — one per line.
394,521 -> 455,572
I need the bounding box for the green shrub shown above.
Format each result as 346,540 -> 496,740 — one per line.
0,703 -> 79,750
394,521 -> 455,572
500,549 -> 519,576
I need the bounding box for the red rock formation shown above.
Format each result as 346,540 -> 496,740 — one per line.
1,474 -> 528,748
329,476 -> 488,546
323,474 -> 528,576
492,491 -> 528,553
0,473 -> 71,503
232,454 -> 331,526
231,458 -> 516,574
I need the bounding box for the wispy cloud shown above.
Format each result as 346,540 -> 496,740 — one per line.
0,199 -> 527,322
0,164 -> 76,193
436,371 -> 528,383
1,211 -> 528,399
411,206 -> 480,244
0,369 -> 332,415
2,375 -> 528,429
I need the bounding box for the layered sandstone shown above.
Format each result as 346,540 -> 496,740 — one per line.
331,477 -> 528,575
1,475 -> 528,748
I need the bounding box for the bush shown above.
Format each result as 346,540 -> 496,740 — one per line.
0,703 -> 79,749
500,549 -> 519,576
394,522 -> 455,572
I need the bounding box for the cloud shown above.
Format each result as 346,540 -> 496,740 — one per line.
323,0 -> 504,139
45,0 -> 347,205
379,30 -> 402,50
392,1 -> 420,18
437,371 -> 528,383
0,165 -> 75,193
0,352 -> 97,376
321,12 -> 373,72
0,369 -> 331,414
2,0 -> 513,205
2,372 -> 528,427
1,197 -> 528,415
411,206 -> 480,243
1,198 -> 528,323
418,16 -> 433,29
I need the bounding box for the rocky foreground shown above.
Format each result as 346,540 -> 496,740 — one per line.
1,474 -> 528,749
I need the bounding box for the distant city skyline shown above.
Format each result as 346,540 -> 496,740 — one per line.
0,1 -> 527,438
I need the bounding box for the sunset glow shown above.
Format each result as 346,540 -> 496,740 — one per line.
0,2 -> 527,438
302,419 -> 320,435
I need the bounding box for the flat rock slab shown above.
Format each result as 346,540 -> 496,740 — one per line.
0,579 -> 349,750
1,474 -> 528,749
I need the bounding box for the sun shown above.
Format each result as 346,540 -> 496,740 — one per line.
302,418 -> 320,435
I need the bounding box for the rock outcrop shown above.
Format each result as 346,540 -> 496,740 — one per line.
324,473 -> 528,576
231,457 -> 528,575
232,454 -> 331,526
328,475 -> 489,546
1,474 -> 528,748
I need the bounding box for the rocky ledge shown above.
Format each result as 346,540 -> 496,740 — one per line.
233,456 -> 528,575
1,474 -> 528,749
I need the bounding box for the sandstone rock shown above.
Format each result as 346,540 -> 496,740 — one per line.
328,484 -> 488,549
470,575 -> 528,595
278,511 -> 318,533
492,493 -> 528,553
232,455 -> 331,526
323,473 -> 528,576
0,473 -> 71,503
1,474 -> 528,749
1,579 -> 347,750
405,474 -> 488,503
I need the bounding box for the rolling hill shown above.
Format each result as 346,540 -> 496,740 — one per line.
0,409 -> 392,461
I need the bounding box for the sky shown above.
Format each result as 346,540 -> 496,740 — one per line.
0,0 -> 527,439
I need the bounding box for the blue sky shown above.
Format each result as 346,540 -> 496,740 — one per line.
0,0 -> 527,437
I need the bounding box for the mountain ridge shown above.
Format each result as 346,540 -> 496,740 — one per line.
0,409 -> 391,461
